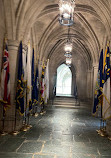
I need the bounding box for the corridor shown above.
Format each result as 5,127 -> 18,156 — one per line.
0,97 -> 111,158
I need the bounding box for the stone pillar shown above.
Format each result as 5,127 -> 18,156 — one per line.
93,66 -> 98,93
0,40 -> 24,133
106,119 -> 111,137
92,65 -> 98,107
71,73 -> 75,96
8,40 -> 19,106
49,71 -> 56,100
86,69 -> 93,99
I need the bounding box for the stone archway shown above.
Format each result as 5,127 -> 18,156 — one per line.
56,64 -> 72,96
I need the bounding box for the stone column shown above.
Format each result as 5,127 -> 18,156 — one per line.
86,69 -> 93,99
106,120 -> 111,137
0,40 -> 24,133
71,73 -> 75,96
8,40 -> 19,106
92,65 -> 98,108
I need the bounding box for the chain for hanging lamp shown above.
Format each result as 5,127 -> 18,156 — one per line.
64,26 -> 72,53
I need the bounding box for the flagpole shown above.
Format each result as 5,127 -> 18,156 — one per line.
0,103 -> 7,135
2,106 -> 6,134
99,101 -> 103,135
22,111 -> 28,131
26,110 -> 32,129
26,93 -> 32,129
26,92 -> 32,129
13,106 -> 18,134
99,101 -> 107,137
10,91 -> 20,135
21,80 -> 29,132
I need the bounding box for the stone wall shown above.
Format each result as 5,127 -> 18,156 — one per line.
0,0 -> 111,134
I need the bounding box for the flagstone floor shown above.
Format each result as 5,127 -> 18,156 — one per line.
0,97 -> 111,158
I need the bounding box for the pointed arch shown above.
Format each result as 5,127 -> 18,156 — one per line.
56,64 -> 72,96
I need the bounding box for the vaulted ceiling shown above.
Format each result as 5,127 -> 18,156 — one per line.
0,0 -> 110,99
2,0 -> 111,71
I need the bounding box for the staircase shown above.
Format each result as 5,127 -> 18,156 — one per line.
52,96 -> 80,108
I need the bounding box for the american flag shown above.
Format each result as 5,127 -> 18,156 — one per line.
0,40 -> 10,111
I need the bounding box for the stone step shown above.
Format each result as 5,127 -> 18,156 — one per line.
53,103 -> 80,108
52,96 -> 80,108
54,98 -> 76,101
53,101 -> 77,105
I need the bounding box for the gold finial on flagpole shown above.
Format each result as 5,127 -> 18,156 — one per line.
3,33 -> 8,50
21,35 -> 23,41
32,43 -> 34,49
37,55 -> 39,60
101,41 -> 103,49
107,41 -> 110,47
46,59 -> 48,63
4,33 -> 7,42
43,59 -> 44,66
4,33 -> 8,46
28,40 -> 30,45
43,59 -> 46,67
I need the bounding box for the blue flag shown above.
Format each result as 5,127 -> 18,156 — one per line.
93,49 -> 103,114
31,67 -> 39,105
16,41 -> 24,115
102,46 -> 111,119
30,48 -> 34,111
103,46 -> 110,83
34,67 -> 39,103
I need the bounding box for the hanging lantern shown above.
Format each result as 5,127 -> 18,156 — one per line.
59,0 -> 75,26
64,52 -> 72,58
66,57 -> 72,66
64,42 -> 72,52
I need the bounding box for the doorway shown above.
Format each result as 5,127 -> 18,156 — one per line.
56,64 -> 72,96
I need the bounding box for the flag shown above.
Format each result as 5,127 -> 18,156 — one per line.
26,42 -> 32,112
16,41 -> 24,115
31,48 -> 35,110
102,45 -> 111,120
22,46 -> 27,112
33,66 -> 39,103
40,64 -> 45,104
93,49 -> 103,115
0,39 -> 10,111
44,59 -> 49,104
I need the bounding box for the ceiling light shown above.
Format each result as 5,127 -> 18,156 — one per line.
59,0 -> 75,26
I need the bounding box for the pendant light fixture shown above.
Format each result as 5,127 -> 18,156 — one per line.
64,26 -> 72,66
59,0 -> 75,26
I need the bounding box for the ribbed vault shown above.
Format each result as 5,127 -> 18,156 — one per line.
4,0 -> 110,66
1,0 -> 111,99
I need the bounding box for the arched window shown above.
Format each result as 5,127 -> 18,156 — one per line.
56,64 -> 72,96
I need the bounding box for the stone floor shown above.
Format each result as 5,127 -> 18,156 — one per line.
0,97 -> 111,158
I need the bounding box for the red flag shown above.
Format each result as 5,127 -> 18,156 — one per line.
0,40 -> 10,111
